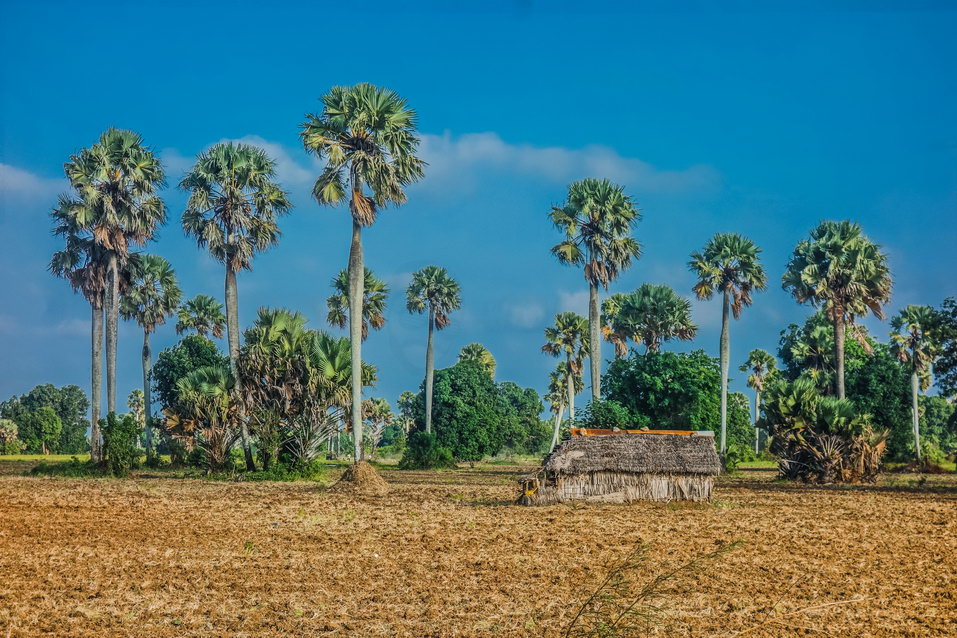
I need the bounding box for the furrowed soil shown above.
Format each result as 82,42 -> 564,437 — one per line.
1,463 -> 955,637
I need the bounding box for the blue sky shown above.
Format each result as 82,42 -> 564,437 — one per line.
1,1 -> 956,414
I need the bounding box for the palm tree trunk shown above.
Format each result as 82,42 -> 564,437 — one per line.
90,303 -> 103,463
719,290 -> 730,455
911,370 -> 921,463
225,264 -> 255,471
348,221 -> 364,461
550,402 -> 566,452
106,254 -> 119,414
833,313 -> 846,399
566,354 -> 576,422
589,282 -> 601,402
754,388 -> 761,455
424,308 -> 436,434
142,329 -> 153,463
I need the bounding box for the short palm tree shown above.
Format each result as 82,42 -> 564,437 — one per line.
407,266 -> 461,433
783,220 -> 892,399
181,141 -> 292,471
550,178 -> 641,401
327,267 -> 389,341
603,284 -> 697,356
542,312 -> 590,423
739,349 -> 776,454
176,294 -> 225,339
173,365 -> 238,470
64,128 -> 166,415
890,305 -> 941,463
301,83 -> 425,464
689,233 -> 767,455
120,254 -> 182,461
458,343 -> 496,378
545,360 -> 584,451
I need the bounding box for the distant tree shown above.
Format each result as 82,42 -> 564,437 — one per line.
919,395 -> 956,458
542,312 -> 589,421
458,343 -> 496,378
890,305 -> 942,463
176,294 -> 225,339
362,398 -> 393,456
0,419 -> 24,455
497,381 -> 547,455
544,360 -> 583,451
739,349 -> 776,453
602,284 -> 696,356
934,297 -> 957,399
21,407 -> 62,455
327,267 -> 389,341
152,336 -> 230,414
1,384 -> 90,454
550,178 -> 641,402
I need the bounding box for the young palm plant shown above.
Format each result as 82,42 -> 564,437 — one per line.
301,83 -> 425,464
407,266 -> 462,433
181,142 -> 292,471
120,254 -> 182,462
458,343 -> 496,378
326,267 -> 389,341
783,220 -> 892,399
550,178 -> 641,401
689,233 -> 767,455
890,305 -> 941,463
176,294 -> 226,339
739,349 -> 776,454
602,284 -> 697,356
542,312 -> 590,424
64,128 -> 166,415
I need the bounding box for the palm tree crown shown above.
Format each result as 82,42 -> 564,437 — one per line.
458,343 -> 496,377
689,233 -> 767,315
602,284 -> 697,356
890,305 -> 941,388
327,267 -> 389,341
176,294 -> 226,339
542,312 -> 590,367
740,349 -> 777,394
120,255 -> 182,334
406,266 -> 462,328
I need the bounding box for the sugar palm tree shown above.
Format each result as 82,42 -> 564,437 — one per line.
64,128 -> 166,415
545,360 -> 584,451
407,266 -> 461,434
120,254 -> 182,461
542,312 -> 590,424
173,365 -> 238,470
458,343 -> 496,378
550,178 -> 641,402
327,267 -> 389,341
301,83 -> 425,464
890,305 -> 941,463
176,294 -> 225,339
739,349 -> 776,454
783,221 -> 892,400
602,284 -> 697,356
181,141 -> 292,471
689,233 -> 767,455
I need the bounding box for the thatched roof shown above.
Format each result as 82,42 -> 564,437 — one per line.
542,433 -> 721,476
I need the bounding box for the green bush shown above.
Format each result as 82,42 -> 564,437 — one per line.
30,457 -> 100,478
577,399 -> 644,430
398,431 -> 456,470
101,413 -> 141,477
241,459 -> 326,482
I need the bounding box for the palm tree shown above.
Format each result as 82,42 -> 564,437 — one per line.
181,142 -> 292,471
783,220 -> 892,399
689,233 -> 767,455
119,254 -> 182,461
458,343 -> 496,378
545,360 -> 584,451
327,267 -> 389,341
890,305 -> 941,463
542,312 -> 590,424
362,397 -> 393,457
550,178 -> 641,402
602,284 -> 697,356
176,294 -> 225,339
173,365 -> 238,470
49,196 -> 110,462
64,128 -> 166,415
407,266 -> 461,434
301,83 -> 425,465
739,349 -> 776,454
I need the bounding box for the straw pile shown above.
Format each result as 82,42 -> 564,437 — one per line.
331,461 -> 390,496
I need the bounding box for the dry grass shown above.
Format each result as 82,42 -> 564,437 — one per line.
1,462 -> 955,636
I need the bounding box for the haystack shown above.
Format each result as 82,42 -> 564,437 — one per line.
518,432 -> 720,505
330,461 -> 390,496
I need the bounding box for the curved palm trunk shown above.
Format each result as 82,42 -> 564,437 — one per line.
142,330 -> 153,462
226,264 -> 255,471
833,313 -> 846,399
719,290 -> 730,455
348,221 -> 364,461
106,254 -> 119,414
566,354 -> 576,422
549,401 -> 566,452
424,308 -> 436,434
589,283 -> 601,401
911,370 -> 921,463
90,303 -> 103,462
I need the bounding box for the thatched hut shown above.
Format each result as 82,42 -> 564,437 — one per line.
518,432 -> 721,505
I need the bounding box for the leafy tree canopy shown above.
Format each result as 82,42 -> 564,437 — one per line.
152,335 -> 230,413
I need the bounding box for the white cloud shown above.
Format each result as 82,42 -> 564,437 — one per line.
558,290 -> 589,314
54,318 -> 90,337
160,136 -> 318,188
0,164 -> 66,213
506,302 -> 545,329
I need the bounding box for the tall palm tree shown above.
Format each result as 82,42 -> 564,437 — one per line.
689,233 -> 767,455
602,284 -> 697,356
327,267 -> 389,341
176,294 -> 226,339
458,343 -> 496,378
783,220 -> 892,400
301,83 -> 425,464
120,254 -> 182,461
406,266 -> 461,434
49,196 -> 110,461
542,312 -> 590,424
890,305 -> 941,463
550,178 -> 641,402
181,142 -> 292,471
64,128 -> 166,415
739,349 -> 776,454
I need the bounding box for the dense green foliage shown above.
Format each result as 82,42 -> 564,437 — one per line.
497,381 -> 549,454
101,413 -> 141,477
576,399 -> 647,430
152,336 -> 230,412
398,431 -> 456,469
919,395 -> 956,461
0,384 -> 89,454
936,297 -> 957,398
